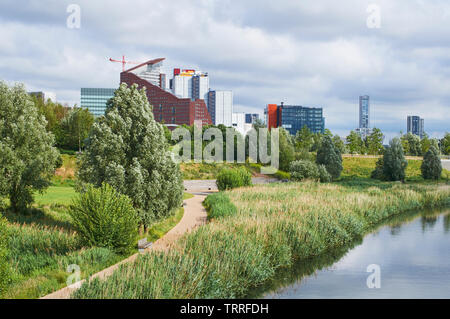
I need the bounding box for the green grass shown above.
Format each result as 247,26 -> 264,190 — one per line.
72,181 -> 450,299
181,162 -> 253,180
34,186 -> 77,206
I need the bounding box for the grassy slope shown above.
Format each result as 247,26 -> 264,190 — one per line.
72,181 -> 450,299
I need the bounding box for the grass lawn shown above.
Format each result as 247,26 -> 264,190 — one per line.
34,186 -> 77,206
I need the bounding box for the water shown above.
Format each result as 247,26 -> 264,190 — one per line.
256,208 -> 450,299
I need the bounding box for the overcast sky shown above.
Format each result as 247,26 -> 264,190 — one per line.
1,0 -> 449,140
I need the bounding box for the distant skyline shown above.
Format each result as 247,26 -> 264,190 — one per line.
0,0 -> 449,141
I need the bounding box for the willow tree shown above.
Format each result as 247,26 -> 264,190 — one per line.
0,82 -> 59,212
77,83 -> 183,229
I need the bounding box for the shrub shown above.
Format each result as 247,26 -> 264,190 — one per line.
274,170 -> 291,180
316,135 -> 343,180
203,193 -> 237,219
69,183 -> 138,254
371,158 -> 385,180
289,160 -> 319,181
0,215 -> 11,296
216,167 -> 252,191
317,164 -> 332,182
421,145 -> 442,180
382,138 -> 408,181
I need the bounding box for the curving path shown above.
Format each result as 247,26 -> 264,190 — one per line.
41,194 -> 208,299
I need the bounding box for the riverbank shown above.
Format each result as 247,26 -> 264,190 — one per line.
72,180 -> 450,299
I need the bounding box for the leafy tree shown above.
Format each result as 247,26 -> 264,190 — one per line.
289,160 -> 319,181
0,82 -> 59,212
421,145 -> 442,180
59,107 -> 94,151
332,135 -> 348,154
77,83 -> 183,229
366,127 -> 384,155
0,216 -> 11,296
279,128 -> 295,172
441,132 -> 450,155
316,135 -> 342,180
382,138 -> 408,181
401,132 -> 421,156
346,130 -> 366,154
294,125 -> 314,151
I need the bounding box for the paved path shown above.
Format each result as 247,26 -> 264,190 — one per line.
41,194 -> 208,299
183,177 -> 280,192
442,160 -> 450,171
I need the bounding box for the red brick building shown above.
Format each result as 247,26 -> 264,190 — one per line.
120,58 -> 212,126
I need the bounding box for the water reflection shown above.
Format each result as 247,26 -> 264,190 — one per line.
248,207 -> 450,299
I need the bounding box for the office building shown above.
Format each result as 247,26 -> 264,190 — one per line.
245,113 -> 259,124
407,115 -> 424,138
208,90 -> 233,126
232,112 -> 252,136
80,88 -> 116,117
120,58 -> 212,126
357,95 -> 371,139
265,103 -> 325,135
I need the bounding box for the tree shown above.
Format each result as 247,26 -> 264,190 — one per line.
279,128 -> 295,172
60,107 -> 94,151
316,135 -> 342,180
441,133 -> 450,155
346,130 -> 366,154
77,83 -> 183,229
0,82 -> 59,212
421,145 -> 442,180
366,127 -> 384,155
382,138 -> 408,181
332,134 -> 348,154
401,132 -> 421,156
294,125 -> 314,151
0,216 -> 11,296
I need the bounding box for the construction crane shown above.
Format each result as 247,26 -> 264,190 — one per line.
109,55 -> 141,71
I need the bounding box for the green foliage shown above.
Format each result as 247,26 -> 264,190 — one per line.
273,170 -> 291,180
294,125 -> 314,151
442,133 -> 450,155
401,132 -> 421,156
316,135 -> 343,180
279,128 -> 295,172
289,160 -> 319,181
371,158 -> 385,180
59,107 -> 94,151
381,138 -> 408,181
69,183 -> 138,254
0,82 -> 59,212
332,135 -> 348,154
317,164 -> 332,182
77,83 -> 183,227
216,167 -> 252,191
346,130 -> 366,154
421,146 -> 442,180
204,192 -> 237,219
0,215 -> 11,296
366,128 -> 384,155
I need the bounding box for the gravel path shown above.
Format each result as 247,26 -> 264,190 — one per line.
183,177 -> 280,192
41,194 -> 208,299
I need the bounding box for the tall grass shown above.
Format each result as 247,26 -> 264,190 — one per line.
73,181 -> 450,299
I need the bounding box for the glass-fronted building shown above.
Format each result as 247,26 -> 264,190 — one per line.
80,88 -> 116,117
279,105 -> 325,135
407,115 -> 424,138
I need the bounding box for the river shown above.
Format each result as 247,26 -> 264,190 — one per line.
251,207 -> 450,299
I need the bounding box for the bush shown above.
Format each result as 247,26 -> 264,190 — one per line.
69,183 -> 138,254
317,164 -> 332,182
216,167 -> 252,191
316,135 -> 343,180
289,160 -> 319,181
203,193 -> 237,219
421,146 -> 442,180
382,138 -> 408,181
371,158 -> 385,180
274,170 -> 291,180
0,215 -> 11,296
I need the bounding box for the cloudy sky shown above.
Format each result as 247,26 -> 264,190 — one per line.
1,0 -> 449,140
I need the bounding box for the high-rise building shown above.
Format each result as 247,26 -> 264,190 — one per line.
192,73 -> 209,102
80,88 -> 116,117
171,69 -> 209,104
407,115 -> 424,138
265,103 -> 325,135
120,58 -> 212,126
207,90 -> 233,126
245,113 -> 259,124
357,95 -> 371,138
232,112 -> 252,136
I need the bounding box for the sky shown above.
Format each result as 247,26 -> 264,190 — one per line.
0,0 -> 449,141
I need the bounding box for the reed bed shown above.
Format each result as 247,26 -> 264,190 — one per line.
73,181 -> 450,299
